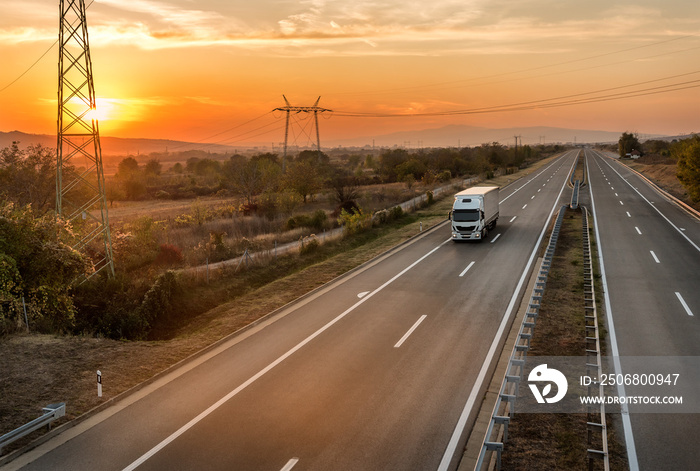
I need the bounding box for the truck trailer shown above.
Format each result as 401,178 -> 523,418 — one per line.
449,186 -> 499,241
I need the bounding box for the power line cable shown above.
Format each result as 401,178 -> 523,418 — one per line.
0,0 -> 95,94
167,110 -> 276,150
328,34 -> 698,98
333,73 -> 700,118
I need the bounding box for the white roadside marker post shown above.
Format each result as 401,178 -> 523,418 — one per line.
97,370 -> 102,398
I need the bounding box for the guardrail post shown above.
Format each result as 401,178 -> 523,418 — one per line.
484,442 -> 504,470
0,403 -> 65,455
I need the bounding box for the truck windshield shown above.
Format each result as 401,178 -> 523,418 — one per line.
453,209 -> 480,222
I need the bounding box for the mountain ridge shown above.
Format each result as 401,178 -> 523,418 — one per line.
1,126 -> 669,155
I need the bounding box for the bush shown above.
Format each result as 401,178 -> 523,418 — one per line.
139,270 -> 181,334
438,170 -> 452,182
338,208 -> 372,235
0,202 -> 89,334
155,244 -> 184,266
299,235 -> 320,255
309,210 -> 328,230
674,135 -> 700,202
286,210 -> 328,231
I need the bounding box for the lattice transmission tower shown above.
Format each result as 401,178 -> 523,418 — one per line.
274,95 -> 332,170
57,0 -> 114,278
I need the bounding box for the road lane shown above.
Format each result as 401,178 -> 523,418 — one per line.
7,151 -> 580,471
586,149 -> 700,471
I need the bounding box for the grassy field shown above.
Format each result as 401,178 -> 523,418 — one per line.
0,154 -> 562,457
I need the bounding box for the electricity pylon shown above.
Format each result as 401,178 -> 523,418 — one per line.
273,95 -> 332,170
57,0 -> 114,278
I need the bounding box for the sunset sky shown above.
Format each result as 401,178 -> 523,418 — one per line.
1,0 -> 699,147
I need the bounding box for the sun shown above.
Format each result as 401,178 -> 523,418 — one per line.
87,98 -> 116,122
69,96 -> 116,122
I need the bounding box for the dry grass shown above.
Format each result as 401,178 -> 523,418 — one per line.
623,158 -> 700,211
0,154 -> 564,456
500,209 -> 628,471
0,187 -> 455,455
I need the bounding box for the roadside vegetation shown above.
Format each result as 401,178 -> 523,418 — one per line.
1,140 -> 564,341
600,133 -> 700,209
0,142 -> 565,454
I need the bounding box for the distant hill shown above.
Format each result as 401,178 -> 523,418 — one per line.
2,126 -> 671,157
0,131 -> 240,157
332,124 -> 648,148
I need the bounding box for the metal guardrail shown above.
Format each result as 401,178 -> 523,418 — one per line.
571,180 -> 580,209
570,152 -> 580,186
582,207 -> 610,471
474,205 -> 568,470
0,403 -> 65,455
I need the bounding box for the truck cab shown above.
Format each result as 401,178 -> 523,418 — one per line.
450,186 -> 499,241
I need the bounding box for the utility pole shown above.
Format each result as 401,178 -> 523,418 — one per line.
57,0 -> 114,278
273,95 -> 332,171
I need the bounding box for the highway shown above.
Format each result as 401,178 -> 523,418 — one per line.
3,150 -> 580,471
585,149 -> 700,471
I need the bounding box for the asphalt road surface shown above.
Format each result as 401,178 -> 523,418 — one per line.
585,149 -> 700,471
4,151 -> 581,471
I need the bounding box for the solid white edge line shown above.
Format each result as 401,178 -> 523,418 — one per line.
499,151 -> 573,204
280,458 -> 299,471
650,251 -> 660,263
588,150 -> 639,471
675,292 -> 694,316
490,234 -> 501,244
600,153 -> 700,253
437,151 -> 579,471
394,315 -> 428,348
459,261 -> 476,277
121,241 -> 450,471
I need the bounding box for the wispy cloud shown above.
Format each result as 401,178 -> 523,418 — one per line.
1,0 -> 698,56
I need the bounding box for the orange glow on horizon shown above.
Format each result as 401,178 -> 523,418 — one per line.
1,1 -> 699,146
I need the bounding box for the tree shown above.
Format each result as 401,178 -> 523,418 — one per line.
396,158 -> 427,182
378,149 -> 409,182
674,135 -> 700,202
117,156 -> 140,178
0,202 -> 89,333
618,132 -> 641,158
144,159 -> 162,176
331,171 -> 360,207
223,155 -> 281,204
283,160 -> 324,203
115,157 -> 146,200
0,142 -> 57,212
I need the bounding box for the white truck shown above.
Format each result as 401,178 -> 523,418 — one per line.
449,186 -> 499,241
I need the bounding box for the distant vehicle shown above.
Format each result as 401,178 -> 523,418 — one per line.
449,186 -> 499,241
